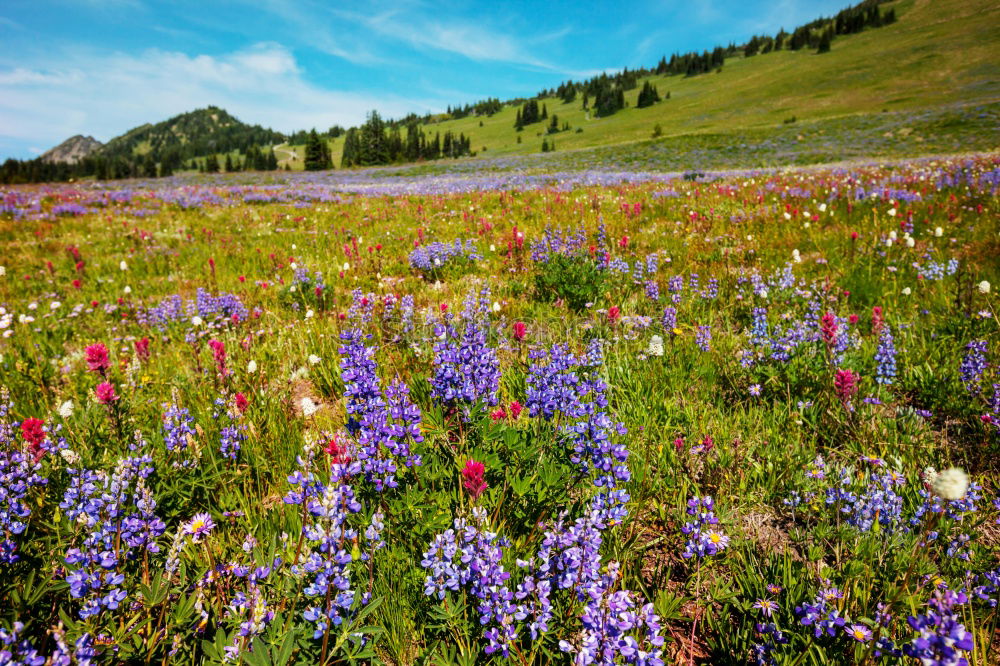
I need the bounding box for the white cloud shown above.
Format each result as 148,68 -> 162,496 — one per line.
0,43 -> 443,153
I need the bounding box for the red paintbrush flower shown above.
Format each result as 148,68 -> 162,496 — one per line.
461,459 -> 487,500
85,343 -> 110,375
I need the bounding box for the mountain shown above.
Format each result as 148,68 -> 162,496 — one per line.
99,106 -> 286,165
40,135 -> 103,164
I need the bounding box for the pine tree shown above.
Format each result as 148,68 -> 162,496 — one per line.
817,29 -> 832,54
304,129 -> 327,171
224,154 -> 234,172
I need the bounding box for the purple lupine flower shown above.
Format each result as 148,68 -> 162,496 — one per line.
959,340 -> 988,393
409,239 -> 481,272
874,326 -> 897,385
695,324 -> 712,352
795,580 -> 847,638
680,496 -> 729,559
661,307 -> 677,334
0,394 -> 48,563
421,507 -> 518,656
429,287 -> 501,411
0,622 -> 46,665
645,280 -> 660,301
213,397 -> 246,461
162,403 -> 196,453
339,322 -> 422,491
60,448 -> 164,619
902,590 -> 974,665
557,562 -> 665,665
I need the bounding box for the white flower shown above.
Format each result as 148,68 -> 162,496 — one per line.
888,208 -> 897,217
783,212 -> 791,221
758,289 -> 768,299
888,231 -> 897,241
804,222 -> 810,229
342,262 -> 350,272
932,467 -> 969,500
290,262 -> 298,270
885,239 -> 893,247
120,260 -> 128,271
124,285 -> 132,294
58,400 -> 74,419
902,287 -> 912,295
905,237 -> 915,248
432,280 -> 442,291
291,244 -> 297,250
818,203 -> 827,212
489,244 -> 496,252
289,285 -> 296,293
300,397 -> 318,418
0,266 -> 5,277
50,301 -> 61,310
28,302 -> 38,310
305,309 -> 315,319
247,360 -> 258,374
433,258 -> 442,267
308,354 -> 321,366
646,335 -> 664,357
191,316 -> 203,327
60,449 -> 80,465
18,314 -> 34,324
492,301 -> 501,313
934,227 -> 943,237
979,280 -> 991,294
791,249 -> 801,263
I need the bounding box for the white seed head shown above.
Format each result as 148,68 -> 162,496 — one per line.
932,467 -> 969,501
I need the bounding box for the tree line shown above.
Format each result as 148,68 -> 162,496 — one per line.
340,111 -> 473,168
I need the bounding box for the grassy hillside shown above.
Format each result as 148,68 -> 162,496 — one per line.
280,0 -> 998,169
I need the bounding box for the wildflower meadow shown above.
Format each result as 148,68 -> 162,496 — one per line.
0,154 -> 998,665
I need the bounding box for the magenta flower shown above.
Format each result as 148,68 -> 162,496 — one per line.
834,368 -> 860,404
94,381 -> 118,404
85,343 -> 110,375
461,459 -> 487,500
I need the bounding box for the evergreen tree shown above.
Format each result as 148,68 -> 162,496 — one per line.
304,129 -> 329,170
817,29 -> 832,54
637,81 -> 661,108
142,154 -> 157,178
224,154 -> 234,172
204,154 -> 220,173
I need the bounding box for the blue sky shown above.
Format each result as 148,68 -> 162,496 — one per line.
0,0 -> 852,159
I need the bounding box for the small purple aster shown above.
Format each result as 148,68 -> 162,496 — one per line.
183,513 -> 215,542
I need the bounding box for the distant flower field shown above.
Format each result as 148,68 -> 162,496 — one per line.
0,154 -> 998,665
